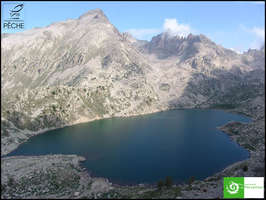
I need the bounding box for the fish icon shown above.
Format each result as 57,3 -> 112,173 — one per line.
10,4 -> 24,13
9,4 -> 24,19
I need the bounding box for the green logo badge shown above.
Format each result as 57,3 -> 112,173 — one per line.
224,177 -> 244,198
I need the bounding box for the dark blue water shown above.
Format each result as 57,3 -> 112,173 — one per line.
7,109 -> 251,185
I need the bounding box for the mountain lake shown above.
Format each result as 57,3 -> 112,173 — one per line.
6,109 -> 251,185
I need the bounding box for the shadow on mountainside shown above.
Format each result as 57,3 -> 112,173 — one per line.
167,66 -> 265,111
1,110 -> 70,156
3,110 -> 68,134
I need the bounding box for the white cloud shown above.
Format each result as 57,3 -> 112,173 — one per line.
127,28 -> 161,40
126,18 -> 193,40
163,18 -> 191,37
241,25 -> 265,49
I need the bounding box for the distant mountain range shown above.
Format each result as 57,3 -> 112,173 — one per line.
1,9 -> 265,155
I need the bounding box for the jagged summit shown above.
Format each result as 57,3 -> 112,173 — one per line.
151,32 -> 212,42
139,31 -> 236,60
150,32 -> 214,47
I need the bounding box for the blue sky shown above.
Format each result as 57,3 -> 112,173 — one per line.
1,1 -> 265,52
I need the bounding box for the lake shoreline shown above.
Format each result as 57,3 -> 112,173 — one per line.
2,106 -> 250,157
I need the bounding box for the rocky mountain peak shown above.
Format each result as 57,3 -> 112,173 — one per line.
185,33 -> 214,44
242,45 -> 265,69
141,32 -> 218,59
245,46 -> 265,57
78,8 -> 109,23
